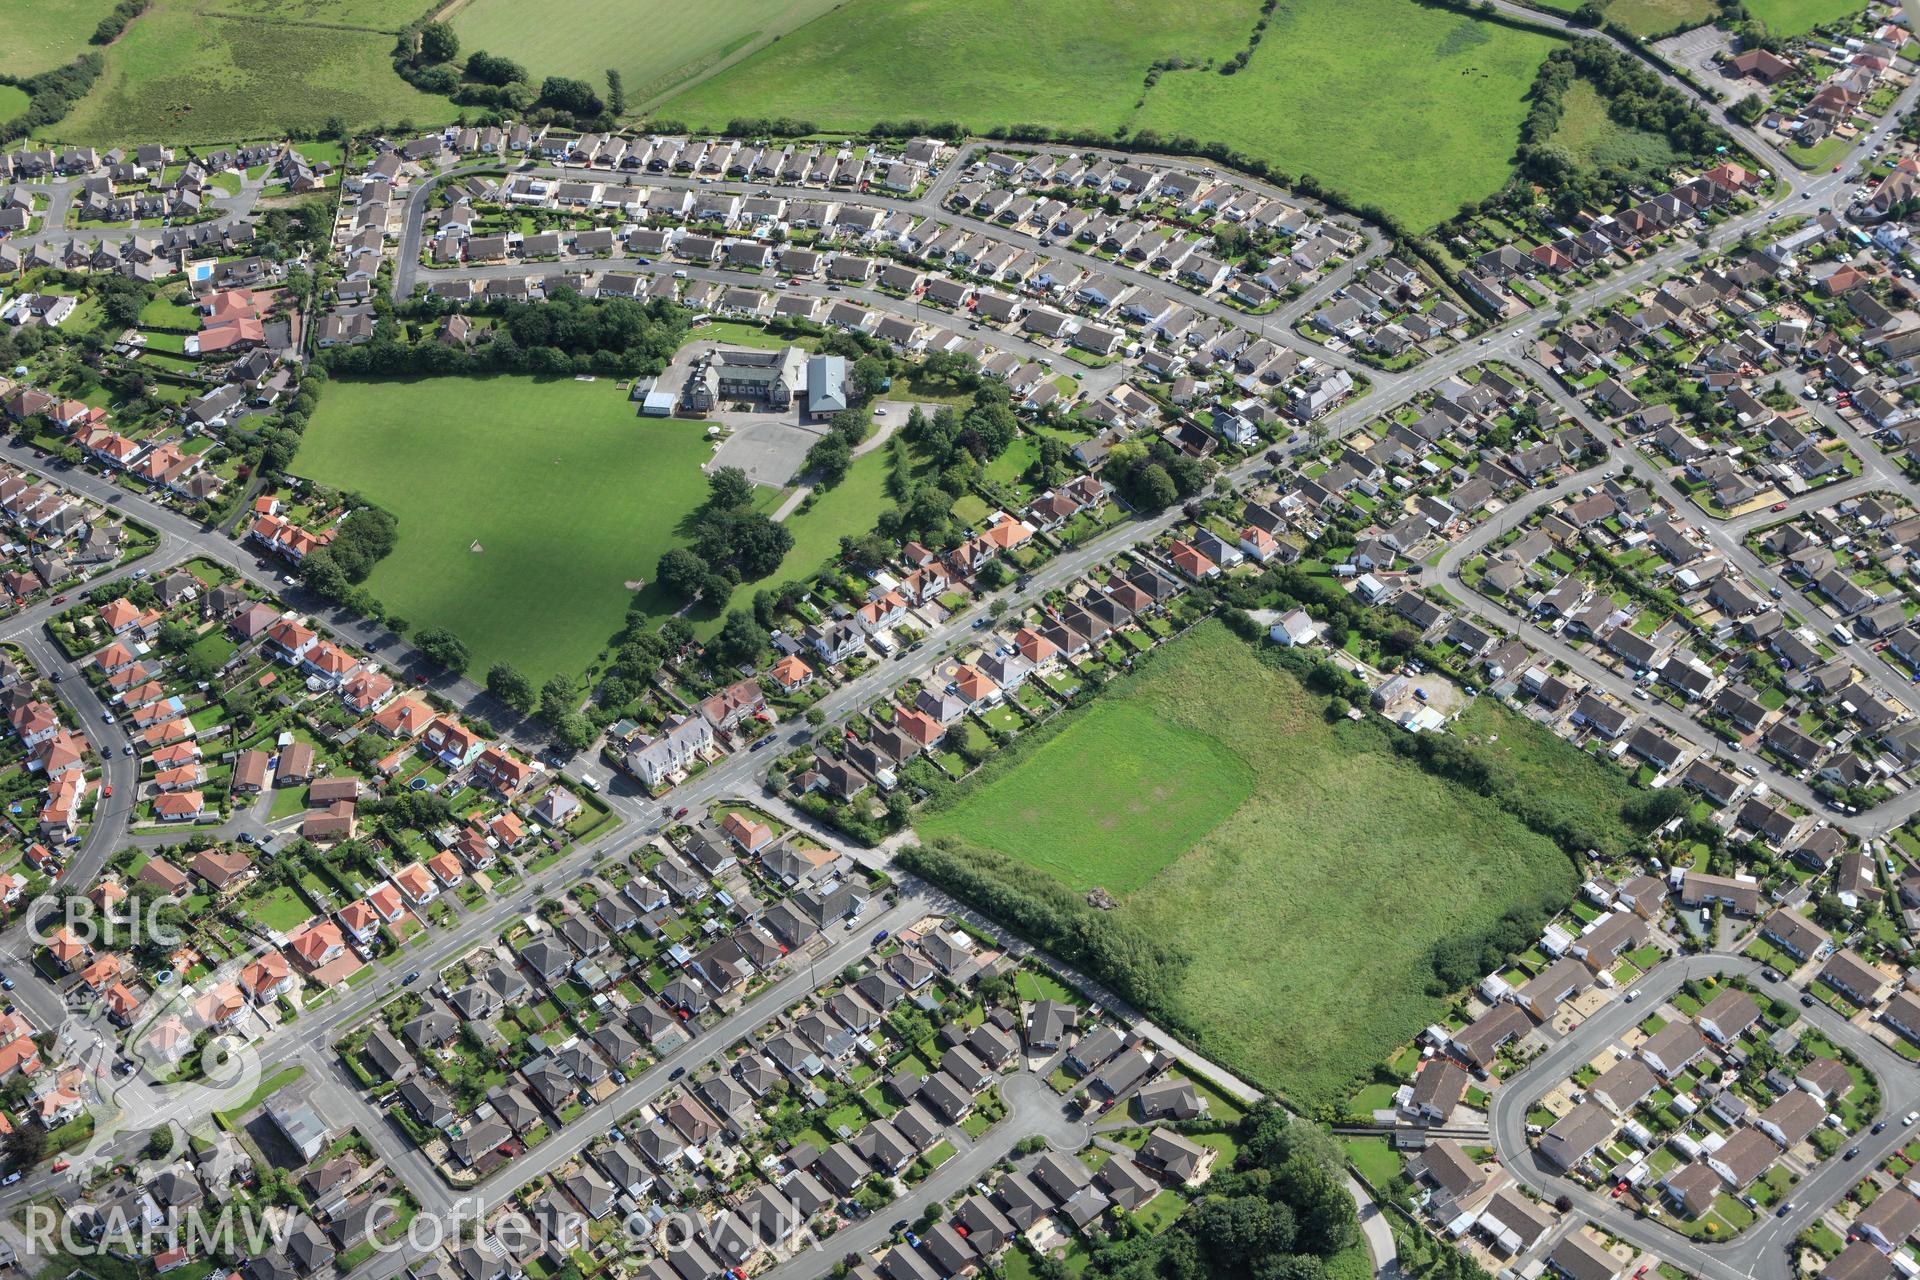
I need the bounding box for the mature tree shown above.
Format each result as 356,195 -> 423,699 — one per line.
538,674 -> 581,723
465,50 -> 527,86
412,626 -> 469,674
712,609 -> 769,668
655,547 -> 710,600
806,434 -> 852,485
486,663 -> 536,714
728,514 -> 794,580
551,712 -> 597,751
539,76 -> 602,117
417,20 -> 459,63
706,465 -> 755,511
1134,463 -> 1178,510
5,1125 -> 44,1169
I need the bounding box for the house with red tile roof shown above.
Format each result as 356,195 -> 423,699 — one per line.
720,810 -> 774,853
392,863 -> 437,906
342,670 -> 393,713
368,883 -> 406,922
46,926 -> 90,972
99,598 -> 142,634
1012,627 -> 1061,666
423,718 -> 483,768
103,982 -> 141,1026
488,812 -> 526,848
1167,540 -> 1218,581
473,746 -> 535,796
264,617 -> 317,661
155,791 -> 205,822
240,952 -> 294,1004
951,664 -> 1000,707
288,921 -> 345,970
895,708 -> 945,749
769,655 -> 815,692
373,697 -> 433,738
339,900 -> 379,944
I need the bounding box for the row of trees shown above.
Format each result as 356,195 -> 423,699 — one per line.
896,838 -> 1189,1022
0,54 -> 104,143
324,289 -> 693,379
391,24 -> 620,127
90,0 -> 151,44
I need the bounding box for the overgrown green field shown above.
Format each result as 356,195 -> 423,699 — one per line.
296,375 -> 719,684
918,623 -> 1580,1107
1552,78 -> 1677,173
1452,696 -> 1639,856
198,0 -> 427,26
1741,0 -> 1864,37
664,0 -> 1561,230
1602,0 -> 1716,36
52,0 -> 457,145
0,0 -> 117,77
452,0 -> 848,107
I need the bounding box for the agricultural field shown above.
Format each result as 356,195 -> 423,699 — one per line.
662,0 -> 1262,156
0,86 -> 31,125
665,0 -> 1561,230
1742,0 -> 1864,37
0,0 -> 118,77
52,0 -> 458,146
295,375 -> 720,684
917,623 -> 1581,1108
1127,0 -> 1563,230
452,0 -> 848,108
1552,78 -> 1678,172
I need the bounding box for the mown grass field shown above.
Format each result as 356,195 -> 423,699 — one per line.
0,87 -> 31,125
0,0 -> 117,77
1742,0 -> 1863,37
665,0 -> 1560,230
1553,78 -> 1677,172
919,623 -> 1579,1107
296,376 -> 718,684
920,700 -> 1255,895
452,0 -> 848,107
54,0 -> 458,145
